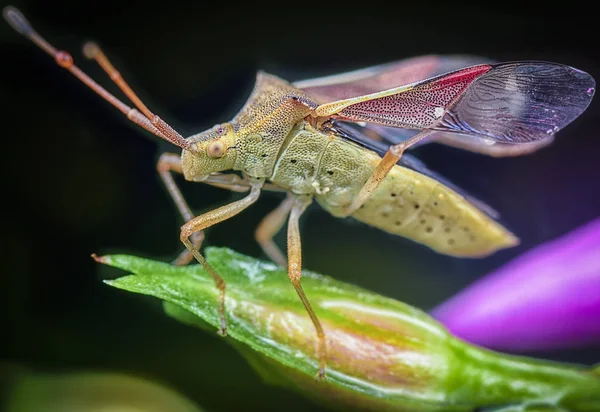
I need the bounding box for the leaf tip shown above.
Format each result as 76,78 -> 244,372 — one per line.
102,278 -> 124,289
91,253 -> 109,264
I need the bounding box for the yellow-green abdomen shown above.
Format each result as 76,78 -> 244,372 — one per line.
351,165 -> 519,257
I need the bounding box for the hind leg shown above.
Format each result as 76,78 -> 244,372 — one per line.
341,130 -> 433,215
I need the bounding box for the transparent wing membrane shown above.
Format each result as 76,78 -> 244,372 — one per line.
436,62 -> 595,142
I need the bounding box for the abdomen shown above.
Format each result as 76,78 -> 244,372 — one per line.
350,164 -> 519,257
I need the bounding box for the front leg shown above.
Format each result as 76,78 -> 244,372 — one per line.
158,153 -> 279,266
180,179 -> 263,335
157,153 -> 205,266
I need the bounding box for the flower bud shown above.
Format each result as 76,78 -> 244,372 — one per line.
101,247 -> 600,411
433,217 -> 600,352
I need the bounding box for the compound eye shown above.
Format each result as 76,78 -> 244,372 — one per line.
206,140 -> 227,159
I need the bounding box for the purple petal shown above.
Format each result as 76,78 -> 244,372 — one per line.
432,217 -> 600,352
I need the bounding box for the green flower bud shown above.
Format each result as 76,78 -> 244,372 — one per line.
100,248 -> 600,411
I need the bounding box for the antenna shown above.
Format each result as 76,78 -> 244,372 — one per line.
3,6 -> 194,151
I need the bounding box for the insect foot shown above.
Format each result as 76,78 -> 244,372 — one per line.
315,366 -> 326,381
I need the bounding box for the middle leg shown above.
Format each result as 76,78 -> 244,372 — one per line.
286,195 -> 328,379
255,193 -> 294,267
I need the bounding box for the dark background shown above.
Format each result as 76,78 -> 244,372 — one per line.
1,0 -> 599,411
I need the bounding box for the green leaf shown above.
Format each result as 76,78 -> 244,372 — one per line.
3,368 -> 204,412
481,405 -> 569,412
101,247 -> 600,412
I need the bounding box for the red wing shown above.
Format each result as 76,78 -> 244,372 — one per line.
313,65 -> 493,128
313,62 -> 595,143
294,55 -> 492,104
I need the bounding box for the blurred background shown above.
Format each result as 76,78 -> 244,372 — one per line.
1,0 -> 599,410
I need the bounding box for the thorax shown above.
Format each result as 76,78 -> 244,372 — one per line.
229,72 -> 315,178
269,121 -> 380,210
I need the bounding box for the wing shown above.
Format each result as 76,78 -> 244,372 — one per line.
294,54 -> 493,103
311,62 -> 595,143
358,124 -> 556,157
332,122 -> 500,218
427,131 -> 555,157
296,55 -> 563,155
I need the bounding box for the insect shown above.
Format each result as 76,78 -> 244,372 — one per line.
4,6 -> 595,379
